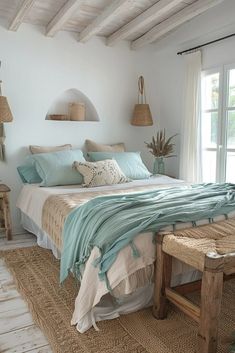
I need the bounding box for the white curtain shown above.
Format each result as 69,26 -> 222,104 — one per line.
179,50 -> 202,183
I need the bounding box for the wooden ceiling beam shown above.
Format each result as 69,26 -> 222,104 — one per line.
46,0 -> 84,37
107,0 -> 185,46
131,0 -> 225,50
9,0 -> 36,31
78,0 -> 132,43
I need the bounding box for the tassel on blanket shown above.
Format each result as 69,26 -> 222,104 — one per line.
130,241 -> 140,258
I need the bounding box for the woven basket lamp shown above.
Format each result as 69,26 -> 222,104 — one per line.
0,81 -> 13,123
131,76 -> 153,126
0,80 -> 13,161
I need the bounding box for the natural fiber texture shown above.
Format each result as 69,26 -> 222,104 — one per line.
163,218 -> 235,272
1,246 -> 234,353
131,76 -> 153,126
42,183 -> 170,251
0,96 -> 13,123
29,144 -> 72,154
69,102 -> 85,121
132,104 -> 153,126
85,139 -> 125,153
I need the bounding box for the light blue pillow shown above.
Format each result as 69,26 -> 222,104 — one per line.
17,160 -> 42,184
32,149 -> 85,187
88,152 -> 151,180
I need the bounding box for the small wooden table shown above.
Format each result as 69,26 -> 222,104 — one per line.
0,184 -> 12,240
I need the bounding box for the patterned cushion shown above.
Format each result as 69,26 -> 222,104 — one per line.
73,159 -> 130,187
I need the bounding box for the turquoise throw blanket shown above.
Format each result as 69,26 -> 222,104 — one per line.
60,183 -> 235,287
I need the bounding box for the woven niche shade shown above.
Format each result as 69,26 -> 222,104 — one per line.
131,76 -> 153,126
0,81 -> 13,123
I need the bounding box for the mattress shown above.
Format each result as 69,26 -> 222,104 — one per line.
17,176 -> 202,332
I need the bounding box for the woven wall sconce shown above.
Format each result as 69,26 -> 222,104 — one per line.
131,76 -> 153,126
0,81 -> 13,123
0,80 -> 13,161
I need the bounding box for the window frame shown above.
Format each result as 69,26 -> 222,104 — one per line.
201,63 -> 235,183
201,67 -> 223,182
224,64 -> 235,182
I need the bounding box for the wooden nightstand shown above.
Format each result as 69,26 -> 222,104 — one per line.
0,184 -> 12,240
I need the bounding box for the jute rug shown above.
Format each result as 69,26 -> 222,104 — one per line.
0,246 -> 234,353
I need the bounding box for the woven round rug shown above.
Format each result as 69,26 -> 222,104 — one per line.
0,246 -> 234,353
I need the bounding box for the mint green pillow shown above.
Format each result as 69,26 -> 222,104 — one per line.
32,149 -> 85,187
17,162 -> 42,184
88,152 -> 151,180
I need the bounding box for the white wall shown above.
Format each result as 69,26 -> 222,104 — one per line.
149,0 -> 235,178
0,21 -> 157,233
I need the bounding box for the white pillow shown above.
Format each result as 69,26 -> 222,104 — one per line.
73,159 -> 130,187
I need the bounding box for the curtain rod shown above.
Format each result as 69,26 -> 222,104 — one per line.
177,33 -> 235,55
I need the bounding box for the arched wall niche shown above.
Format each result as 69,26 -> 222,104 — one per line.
46,88 -> 100,122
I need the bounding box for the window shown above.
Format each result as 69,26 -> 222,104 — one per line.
201,65 -> 235,183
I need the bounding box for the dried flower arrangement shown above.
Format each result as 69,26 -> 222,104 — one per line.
145,129 -> 177,158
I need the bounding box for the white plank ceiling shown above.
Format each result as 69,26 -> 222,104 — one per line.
0,0 -> 225,48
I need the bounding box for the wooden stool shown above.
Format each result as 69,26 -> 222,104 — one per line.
153,219 -> 235,353
0,184 -> 12,240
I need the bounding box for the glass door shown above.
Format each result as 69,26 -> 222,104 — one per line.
225,68 -> 235,183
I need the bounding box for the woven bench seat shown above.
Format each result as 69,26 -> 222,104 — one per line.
162,218 -> 235,273
153,218 -> 235,353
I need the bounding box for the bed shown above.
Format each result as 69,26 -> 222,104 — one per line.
16,175 -> 235,333
16,176 -> 195,330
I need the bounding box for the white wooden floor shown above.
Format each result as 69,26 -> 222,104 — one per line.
0,232 -> 53,353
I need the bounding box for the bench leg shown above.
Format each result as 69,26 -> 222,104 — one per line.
153,234 -> 172,319
198,255 -> 224,353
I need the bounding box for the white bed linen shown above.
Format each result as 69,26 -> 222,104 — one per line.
21,212 -> 61,259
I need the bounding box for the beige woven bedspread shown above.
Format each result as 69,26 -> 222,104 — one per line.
41,183 -> 177,251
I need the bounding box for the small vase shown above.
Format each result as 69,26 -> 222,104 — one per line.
153,157 -> 165,175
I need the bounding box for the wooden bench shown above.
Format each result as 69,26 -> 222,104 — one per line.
153,218 -> 235,353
